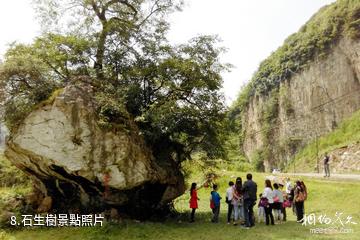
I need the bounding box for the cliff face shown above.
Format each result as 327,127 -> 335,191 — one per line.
0,123 -> 7,152
242,38 -> 360,171
4,84 -> 185,218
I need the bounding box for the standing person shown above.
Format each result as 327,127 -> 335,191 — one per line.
285,177 -> 292,195
262,179 -> 275,225
232,177 -> 243,225
323,153 -> 330,177
258,194 -> 266,223
300,181 -> 307,214
226,181 -> 235,224
242,173 -> 257,228
189,182 -> 200,222
279,183 -> 288,222
210,184 -> 222,223
300,181 -> 307,200
294,181 -> 305,223
272,183 -> 284,223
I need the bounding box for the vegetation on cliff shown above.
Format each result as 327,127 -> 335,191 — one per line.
230,0 -> 360,117
288,109 -> 360,172
227,0 -> 360,170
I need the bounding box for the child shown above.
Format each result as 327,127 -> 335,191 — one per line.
225,181 -> 234,224
279,183 -> 288,221
257,193 -> 266,223
272,183 -> 284,223
210,184 -> 222,223
189,182 -> 199,222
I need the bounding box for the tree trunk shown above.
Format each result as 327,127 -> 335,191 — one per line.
94,25 -> 107,80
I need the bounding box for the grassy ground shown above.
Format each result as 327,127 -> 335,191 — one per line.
1,170 -> 359,240
287,109 -> 360,173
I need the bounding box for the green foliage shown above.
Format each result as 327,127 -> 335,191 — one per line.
250,149 -> 265,172
232,0 -> 360,118
228,84 -> 251,122
222,132 -> 252,172
287,109 -> 360,172
259,89 -> 279,145
33,34 -> 94,78
346,4 -> 360,38
0,42 -> 64,131
95,89 -> 131,131
0,0 -> 229,164
279,84 -> 294,116
0,154 -> 31,228
0,154 -> 28,187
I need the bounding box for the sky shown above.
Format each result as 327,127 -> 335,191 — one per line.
0,0 -> 336,105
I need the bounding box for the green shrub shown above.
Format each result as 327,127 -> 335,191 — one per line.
0,154 -> 29,187
259,89 -> 279,145
250,149 -> 265,172
287,109 -> 360,172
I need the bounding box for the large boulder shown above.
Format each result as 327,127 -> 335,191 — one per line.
5,83 -> 185,218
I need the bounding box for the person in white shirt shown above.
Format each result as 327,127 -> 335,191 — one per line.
272,183 -> 284,222
226,181 -> 235,224
285,178 -> 292,194
262,179 -> 275,225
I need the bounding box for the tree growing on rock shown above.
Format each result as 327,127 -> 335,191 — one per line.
1,0 -> 229,165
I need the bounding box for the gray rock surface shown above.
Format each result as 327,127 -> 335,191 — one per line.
5,84 -> 185,217
242,38 -> 360,171
0,123 -> 7,152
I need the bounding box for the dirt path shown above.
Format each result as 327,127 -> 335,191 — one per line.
283,173 -> 360,181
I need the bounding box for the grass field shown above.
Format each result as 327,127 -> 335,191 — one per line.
1,170 -> 359,240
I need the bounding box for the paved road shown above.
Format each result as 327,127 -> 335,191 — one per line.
283,173 -> 360,181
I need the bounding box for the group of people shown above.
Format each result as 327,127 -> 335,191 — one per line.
259,178 -> 307,225
189,173 -> 308,228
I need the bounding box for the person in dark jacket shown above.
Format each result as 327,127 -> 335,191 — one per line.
242,173 -> 257,228
323,153 -> 330,177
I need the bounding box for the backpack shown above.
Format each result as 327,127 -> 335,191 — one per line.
259,197 -> 269,208
296,189 -> 305,202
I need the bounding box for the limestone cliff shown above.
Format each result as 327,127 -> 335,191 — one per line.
4,84 -> 185,218
242,38 -> 360,171
233,0 -> 360,172
0,123 -> 7,152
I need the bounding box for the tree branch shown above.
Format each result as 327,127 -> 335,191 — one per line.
137,0 -> 163,28
104,0 -> 138,16
90,0 -> 106,21
42,59 -> 69,81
